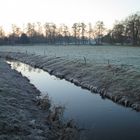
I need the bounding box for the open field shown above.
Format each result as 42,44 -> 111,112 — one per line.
1,45 -> 140,111
1,45 -> 140,70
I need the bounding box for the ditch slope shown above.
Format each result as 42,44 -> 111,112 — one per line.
0,58 -> 79,140
1,52 -> 140,111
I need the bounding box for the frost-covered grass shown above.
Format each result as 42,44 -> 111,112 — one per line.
1,52 -> 140,111
0,58 -> 80,140
1,45 -> 140,70
1,45 -> 140,111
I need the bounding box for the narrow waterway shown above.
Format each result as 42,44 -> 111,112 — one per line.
7,60 -> 140,140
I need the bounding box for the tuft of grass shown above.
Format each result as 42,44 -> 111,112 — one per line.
36,95 -> 51,110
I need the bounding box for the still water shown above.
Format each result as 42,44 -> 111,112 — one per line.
7,60 -> 140,140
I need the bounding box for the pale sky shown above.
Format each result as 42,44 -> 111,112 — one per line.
0,0 -> 140,31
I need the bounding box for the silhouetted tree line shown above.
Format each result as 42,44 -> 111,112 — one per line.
0,12 -> 140,46
103,12 -> 140,46
0,21 -> 105,45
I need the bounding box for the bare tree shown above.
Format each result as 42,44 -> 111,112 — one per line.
112,22 -> 125,45
0,26 -> 5,38
88,23 -> 93,45
26,23 -> 37,37
35,22 -> 44,43
44,23 -> 56,44
125,13 -> 140,46
9,24 -> 22,44
61,24 -> 69,45
44,23 -> 51,43
72,23 -> 79,45
0,26 -> 5,45
80,22 -> 86,45
93,21 -> 105,45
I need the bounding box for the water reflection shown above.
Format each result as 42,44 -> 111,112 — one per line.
7,60 -> 41,73
7,60 -> 140,140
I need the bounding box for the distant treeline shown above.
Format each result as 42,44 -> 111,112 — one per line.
0,12 -> 140,46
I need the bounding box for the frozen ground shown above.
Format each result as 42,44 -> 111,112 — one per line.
0,45 -> 140,111
1,47 -> 140,111
0,58 -> 79,140
0,58 -> 49,139
0,45 -> 140,139
0,45 -> 140,70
